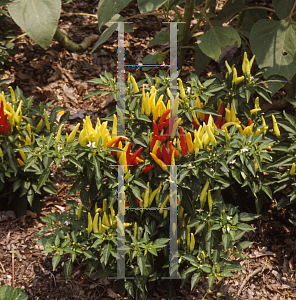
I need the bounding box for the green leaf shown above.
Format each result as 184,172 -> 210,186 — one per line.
197,26 -> 241,61
130,184 -> 142,201
194,44 -> 212,76
272,0 -> 295,19
63,259 -> 73,283
36,169 -> 50,192
237,241 -> 253,250
149,31 -> 169,45
236,223 -> 255,231
0,285 -> 28,300
137,0 -> 168,13
142,51 -> 159,71
133,178 -> 148,190
239,212 -> 259,222
8,0 -> 61,49
102,243 -> 112,265
191,272 -> 201,291
137,254 -> 145,276
97,0 -> 132,29
250,19 -> 296,82
52,254 -> 61,271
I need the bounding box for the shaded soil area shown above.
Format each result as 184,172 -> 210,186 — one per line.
0,0 -> 296,299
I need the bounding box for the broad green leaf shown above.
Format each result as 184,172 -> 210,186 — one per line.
137,255 -> 145,276
272,0 -> 295,19
215,0 -> 245,23
63,259 -> 73,283
0,285 -> 28,300
52,254 -> 61,271
142,51 -> 159,71
97,0 -> 132,29
237,8 -> 267,38
250,19 -> 296,81
149,31 -> 169,45
8,0 -> 61,49
197,26 -> 241,61
36,169 -> 50,192
191,272 -> 201,290
137,0 -> 167,14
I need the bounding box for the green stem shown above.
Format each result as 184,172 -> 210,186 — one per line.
178,0 -> 195,71
172,6 -> 183,20
60,12 -> 97,18
53,28 -> 99,52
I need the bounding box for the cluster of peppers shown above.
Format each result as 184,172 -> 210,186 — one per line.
0,88 -> 23,134
79,199 -> 132,238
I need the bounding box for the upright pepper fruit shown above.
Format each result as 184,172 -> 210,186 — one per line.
179,127 -> 188,156
290,163 -> 295,176
272,115 -> 281,139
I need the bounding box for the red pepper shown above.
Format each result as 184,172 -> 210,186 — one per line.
248,118 -> 252,126
156,135 -> 166,142
111,138 -> 123,156
219,120 -> 226,127
165,117 -> 176,136
215,116 -> 222,127
158,118 -> 170,131
126,142 -> 131,162
159,109 -> 170,124
169,149 -> 173,164
127,147 -> 143,165
150,136 -> 157,150
179,127 -> 188,156
143,164 -> 154,174
153,120 -> 159,136
168,141 -> 179,158
205,114 -> 209,125
162,144 -> 170,165
133,159 -> 140,167
218,102 -> 225,116
157,148 -> 162,159
192,119 -> 200,130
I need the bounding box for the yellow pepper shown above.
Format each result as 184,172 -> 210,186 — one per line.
93,213 -> 99,233
190,233 -> 195,253
272,115 -> 281,139
77,203 -> 83,220
144,92 -> 151,116
186,132 -> 194,153
170,118 -> 182,138
27,124 -> 31,139
225,60 -> 232,74
102,212 -> 110,227
36,119 -> 43,131
200,180 -> 209,209
230,104 -> 236,122
25,135 -> 31,146
205,125 -> 217,147
103,198 -> 108,213
88,212 -> 92,238
250,108 -> 261,115
112,114 -> 117,136
44,109 -> 50,131
144,182 -> 150,208
150,152 -> 167,171
67,123 -> 80,143
17,158 -> 25,166
18,144 -> 27,163
0,147 -> 3,162
290,163 -> 295,176
124,170 -> 130,181
208,190 -> 213,214
177,78 -> 187,101
133,222 -> 137,239
130,75 -> 139,93
55,123 -> 64,145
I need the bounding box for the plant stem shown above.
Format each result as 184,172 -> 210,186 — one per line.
53,28 -> 99,52
60,13 -> 97,18
11,244 -> 15,288
178,0 -> 195,71
172,6 -> 183,20
289,0 -> 296,19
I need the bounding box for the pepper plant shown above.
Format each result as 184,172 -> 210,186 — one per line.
0,86 -> 68,216
33,53 -> 296,298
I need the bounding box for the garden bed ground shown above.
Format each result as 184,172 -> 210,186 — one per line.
0,0 -> 296,299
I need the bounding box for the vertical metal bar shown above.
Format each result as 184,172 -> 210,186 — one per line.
117,22 -> 125,136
